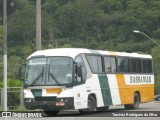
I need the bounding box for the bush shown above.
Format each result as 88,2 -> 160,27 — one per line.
0,79 -> 23,110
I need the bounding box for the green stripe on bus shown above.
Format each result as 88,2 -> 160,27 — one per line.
31,89 -> 42,97
98,74 -> 113,106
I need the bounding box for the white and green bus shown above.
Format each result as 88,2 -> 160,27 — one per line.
19,48 -> 154,116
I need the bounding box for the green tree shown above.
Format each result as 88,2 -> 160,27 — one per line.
151,46 -> 160,94
53,0 -> 105,42
8,0 -> 36,46
2,0 -> 160,88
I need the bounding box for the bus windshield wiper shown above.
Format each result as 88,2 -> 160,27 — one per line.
31,66 -> 44,85
48,66 -> 60,85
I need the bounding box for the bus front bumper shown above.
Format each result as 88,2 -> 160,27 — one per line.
24,97 -> 74,110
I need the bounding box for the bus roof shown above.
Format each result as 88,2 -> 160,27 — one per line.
27,48 -> 152,59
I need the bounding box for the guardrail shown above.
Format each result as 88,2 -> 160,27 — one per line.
0,87 -> 23,110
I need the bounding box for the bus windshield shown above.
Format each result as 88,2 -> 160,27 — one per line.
25,57 -> 73,86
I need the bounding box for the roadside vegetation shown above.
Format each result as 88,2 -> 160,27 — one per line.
0,0 -> 160,109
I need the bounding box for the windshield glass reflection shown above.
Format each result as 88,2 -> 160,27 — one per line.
25,57 -> 73,86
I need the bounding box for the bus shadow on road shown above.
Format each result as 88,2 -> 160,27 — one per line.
44,108 -> 126,117
44,106 -> 157,117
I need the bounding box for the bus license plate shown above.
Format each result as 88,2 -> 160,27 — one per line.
56,102 -> 65,106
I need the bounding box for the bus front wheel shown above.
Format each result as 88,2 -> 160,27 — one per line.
43,110 -> 59,116
79,95 -> 96,114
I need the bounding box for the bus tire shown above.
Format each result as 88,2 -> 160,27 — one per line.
79,95 -> 96,114
124,93 -> 140,109
96,106 -> 109,111
132,93 -> 140,109
43,110 -> 59,116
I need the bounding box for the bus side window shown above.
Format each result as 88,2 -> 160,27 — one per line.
86,55 -> 103,73
117,57 -> 130,73
142,59 -> 153,73
75,55 -> 87,83
130,58 -> 142,73
104,56 -> 117,73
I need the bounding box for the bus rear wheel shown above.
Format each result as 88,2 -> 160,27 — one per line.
125,93 -> 140,109
79,95 -> 96,114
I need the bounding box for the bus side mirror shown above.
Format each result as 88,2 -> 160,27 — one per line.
74,62 -> 83,84
18,63 -> 26,80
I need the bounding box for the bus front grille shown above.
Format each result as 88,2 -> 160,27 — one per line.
35,97 -> 56,101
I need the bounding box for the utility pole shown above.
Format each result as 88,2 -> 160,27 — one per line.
3,0 -> 8,111
36,0 -> 41,51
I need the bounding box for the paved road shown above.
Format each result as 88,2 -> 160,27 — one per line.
56,101 -> 160,116
1,101 -> 160,120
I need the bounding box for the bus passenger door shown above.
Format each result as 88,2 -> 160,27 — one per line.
73,60 -> 88,109
73,84 -> 87,109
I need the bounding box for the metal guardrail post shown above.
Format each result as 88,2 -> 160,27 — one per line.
1,88 -> 4,110
0,89 -> 3,107
20,88 -> 23,106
